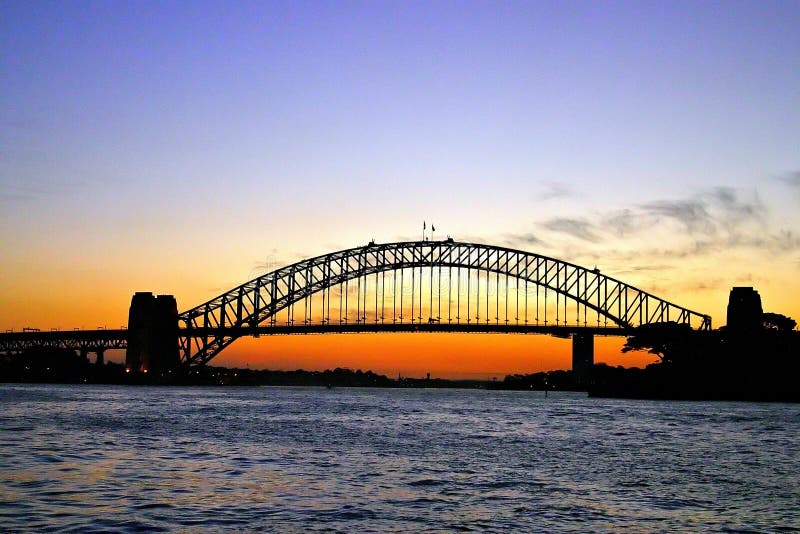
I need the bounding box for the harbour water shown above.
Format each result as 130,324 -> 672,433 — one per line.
1,384 -> 798,532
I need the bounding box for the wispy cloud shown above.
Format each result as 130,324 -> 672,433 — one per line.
779,171 -> 800,188
639,199 -> 715,235
680,278 -> 726,292
603,209 -> 642,238
626,188 -> 765,238
709,187 -> 761,216
611,264 -> 675,276
475,186 -> 791,277
540,217 -> 599,242
0,178 -> 88,204
247,249 -> 283,279
707,187 -> 766,230
602,230 -> 800,263
763,230 -> 800,252
503,232 -> 546,248
539,181 -> 576,201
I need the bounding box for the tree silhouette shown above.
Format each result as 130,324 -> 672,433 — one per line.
622,322 -> 696,364
762,312 -> 796,332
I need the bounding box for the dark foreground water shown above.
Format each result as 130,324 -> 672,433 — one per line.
0,385 -> 798,532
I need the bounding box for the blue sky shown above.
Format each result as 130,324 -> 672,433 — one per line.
1,0 -> 799,330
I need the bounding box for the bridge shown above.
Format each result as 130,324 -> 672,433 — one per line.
0,240 -> 711,375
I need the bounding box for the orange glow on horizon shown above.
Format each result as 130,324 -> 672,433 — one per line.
208,333 -> 655,379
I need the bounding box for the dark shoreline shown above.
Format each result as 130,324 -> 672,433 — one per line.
3,335 -> 798,402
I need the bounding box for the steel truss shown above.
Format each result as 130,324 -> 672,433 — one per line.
179,241 -> 711,365
0,329 -> 127,356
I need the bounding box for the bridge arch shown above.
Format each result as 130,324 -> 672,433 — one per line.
178,241 -> 710,365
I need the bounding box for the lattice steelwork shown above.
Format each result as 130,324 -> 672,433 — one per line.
179,241 -> 711,365
0,329 -> 126,355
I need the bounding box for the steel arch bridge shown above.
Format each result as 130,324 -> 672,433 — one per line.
178,240 -> 711,366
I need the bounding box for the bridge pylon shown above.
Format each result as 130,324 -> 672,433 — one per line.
126,292 -> 180,374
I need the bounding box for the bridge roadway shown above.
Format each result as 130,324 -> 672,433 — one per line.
0,329 -> 128,354
0,323 -> 629,356
195,323 -> 629,337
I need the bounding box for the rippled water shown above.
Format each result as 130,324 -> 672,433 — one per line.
1,384 -> 798,532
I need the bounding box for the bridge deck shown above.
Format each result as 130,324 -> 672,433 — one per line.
0,324 -> 629,355
191,323 -> 630,337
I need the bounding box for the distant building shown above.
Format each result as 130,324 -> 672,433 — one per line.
726,287 -> 763,332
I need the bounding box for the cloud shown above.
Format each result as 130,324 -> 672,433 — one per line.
708,187 -> 759,213
602,229 -> 800,264
680,279 -> 726,292
707,187 -> 766,229
498,186 -> 793,277
603,209 -> 642,238
639,199 -> 715,235
779,171 -> 800,188
611,264 -> 675,276
712,229 -> 800,254
247,249 -> 283,279
539,181 -> 576,201
766,230 -> 800,252
0,179 -> 88,204
503,232 -> 545,248
634,188 -> 765,238
540,217 -> 599,242
597,241 -> 712,263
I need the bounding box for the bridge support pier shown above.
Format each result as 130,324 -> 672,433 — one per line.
572,333 -> 594,384
126,292 -> 179,374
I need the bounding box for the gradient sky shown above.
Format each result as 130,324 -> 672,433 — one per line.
2,1 -> 799,377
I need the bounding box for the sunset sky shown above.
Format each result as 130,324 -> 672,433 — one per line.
2,1 -> 799,378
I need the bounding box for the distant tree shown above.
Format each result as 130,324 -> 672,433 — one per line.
762,312 -> 796,332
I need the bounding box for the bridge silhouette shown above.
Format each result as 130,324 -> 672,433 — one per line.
1,240 -> 711,374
